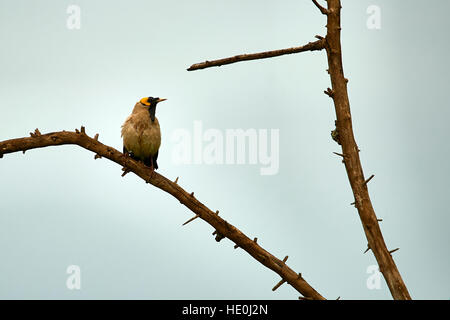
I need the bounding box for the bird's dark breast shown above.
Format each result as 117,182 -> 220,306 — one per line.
149,106 -> 156,122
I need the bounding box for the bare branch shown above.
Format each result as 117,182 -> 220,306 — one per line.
187,39 -> 326,71
0,129 -> 325,300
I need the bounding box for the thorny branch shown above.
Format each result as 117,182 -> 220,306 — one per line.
187,38 -> 326,71
312,0 -> 329,15
324,0 -> 410,300
0,128 -> 325,300
1,0 -> 411,301
185,0 -> 411,300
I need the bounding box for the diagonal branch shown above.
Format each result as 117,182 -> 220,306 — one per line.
325,0 -> 411,299
187,38 -> 326,71
0,128 -> 325,300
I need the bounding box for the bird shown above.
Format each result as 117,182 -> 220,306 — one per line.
121,96 -> 166,171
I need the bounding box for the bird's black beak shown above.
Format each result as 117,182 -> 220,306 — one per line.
149,98 -> 166,122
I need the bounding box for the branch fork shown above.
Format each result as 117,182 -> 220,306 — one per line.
312,0 -> 329,15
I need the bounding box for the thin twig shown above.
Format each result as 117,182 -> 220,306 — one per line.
182,214 -> 200,226
389,248 -> 400,254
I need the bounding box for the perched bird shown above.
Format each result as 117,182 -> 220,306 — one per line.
121,96 -> 166,171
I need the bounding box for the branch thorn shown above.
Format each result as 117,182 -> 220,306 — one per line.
214,231 -> 225,242
30,128 -> 41,137
363,174 -> 375,186
389,248 -> 400,254
94,133 -> 99,141
174,177 -> 179,184
272,279 -> 287,291
182,214 -> 200,226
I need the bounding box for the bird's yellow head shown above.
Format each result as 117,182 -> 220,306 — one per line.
139,96 -> 167,122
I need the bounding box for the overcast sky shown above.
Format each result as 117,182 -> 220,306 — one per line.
0,0 -> 449,299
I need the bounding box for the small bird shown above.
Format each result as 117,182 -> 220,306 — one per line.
121,96 -> 167,171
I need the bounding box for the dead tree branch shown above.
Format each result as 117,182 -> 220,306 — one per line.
323,0 -> 410,299
185,0 -> 412,300
0,127 -> 325,300
187,38 -> 326,71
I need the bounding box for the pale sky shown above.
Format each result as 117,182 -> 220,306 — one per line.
0,0 -> 449,299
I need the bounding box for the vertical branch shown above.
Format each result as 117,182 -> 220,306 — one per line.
324,0 -> 411,299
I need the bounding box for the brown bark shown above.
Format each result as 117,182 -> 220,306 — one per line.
0,128 -> 325,300
324,0 -> 411,299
